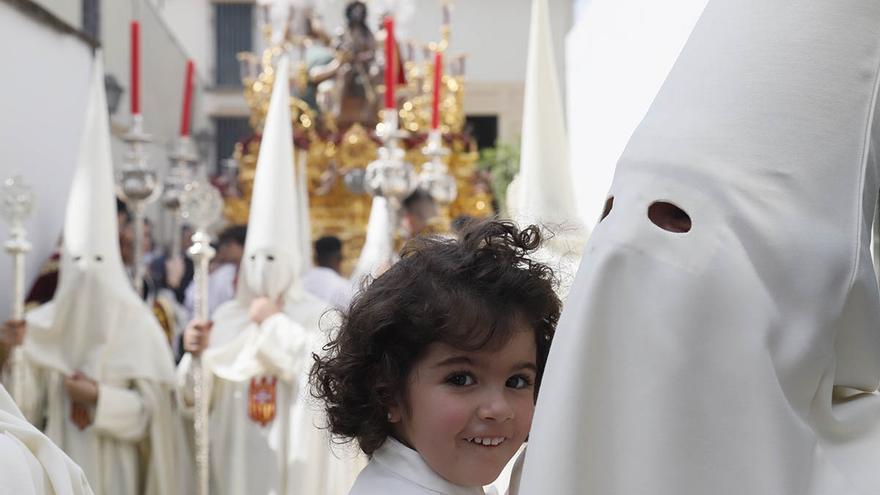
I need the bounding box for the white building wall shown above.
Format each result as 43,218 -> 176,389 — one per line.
0,1 -> 93,322
28,0 -> 79,27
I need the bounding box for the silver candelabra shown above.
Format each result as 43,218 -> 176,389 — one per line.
163,136 -> 199,260
419,129 -> 457,205
365,109 -> 419,244
117,115 -> 162,296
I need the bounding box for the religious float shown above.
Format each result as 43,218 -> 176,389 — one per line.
222,1 -> 493,273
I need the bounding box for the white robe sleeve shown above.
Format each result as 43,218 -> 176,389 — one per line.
91,383 -> 149,442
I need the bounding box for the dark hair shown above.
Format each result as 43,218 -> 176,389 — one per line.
315,235 -> 343,267
402,188 -> 435,213
310,220 -> 560,455
218,224 -> 247,247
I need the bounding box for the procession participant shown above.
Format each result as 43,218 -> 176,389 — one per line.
302,235 -> 354,311
0,56 -> 187,495
311,220 -> 561,495
0,384 -> 94,495
520,0 -> 880,493
178,54 -> 363,495
508,0 -> 587,300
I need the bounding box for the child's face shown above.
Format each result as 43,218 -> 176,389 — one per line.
390,323 -> 538,486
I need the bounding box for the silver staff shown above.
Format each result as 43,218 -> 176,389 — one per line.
179,179 -> 223,495
117,114 -> 162,296
1,176 -> 34,404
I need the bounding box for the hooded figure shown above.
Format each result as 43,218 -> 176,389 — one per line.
0,384 -> 93,495
176,54 -> 365,495
508,0 -> 588,300
519,1 -> 880,494
350,196 -> 395,285
4,56 -> 187,495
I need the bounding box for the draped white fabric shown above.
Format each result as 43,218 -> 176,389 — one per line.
512,0 -> 588,299
0,384 -> 93,495
521,0 -> 880,493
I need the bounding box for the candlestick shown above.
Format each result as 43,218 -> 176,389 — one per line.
131,21 -> 140,115
118,115 -> 161,296
420,129 -> 457,205
432,51 -> 443,130
180,60 -> 195,137
164,137 -> 198,261
384,16 -> 396,109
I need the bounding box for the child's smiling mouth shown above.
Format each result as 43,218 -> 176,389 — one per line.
464,436 -> 508,447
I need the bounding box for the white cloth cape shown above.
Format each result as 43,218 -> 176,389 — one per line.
0,384 -> 93,495
520,1 -> 880,494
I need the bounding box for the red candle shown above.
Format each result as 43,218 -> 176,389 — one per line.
431,51 -> 443,130
384,16 -> 396,110
180,60 -> 195,137
130,20 -> 140,115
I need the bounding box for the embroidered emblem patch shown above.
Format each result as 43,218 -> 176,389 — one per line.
248,376 -> 277,427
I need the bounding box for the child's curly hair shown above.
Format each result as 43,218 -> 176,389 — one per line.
310,219 -> 561,455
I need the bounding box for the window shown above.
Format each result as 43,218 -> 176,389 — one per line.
214,3 -> 253,87
465,115 -> 499,150
214,117 -> 252,172
82,0 -> 100,42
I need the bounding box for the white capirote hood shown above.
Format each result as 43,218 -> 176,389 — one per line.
23,56 -> 174,385
204,54 -> 326,382
511,0 -> 587,299
520,0 -> 880,493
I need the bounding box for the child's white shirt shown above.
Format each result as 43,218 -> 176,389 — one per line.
348,437 -> 488,495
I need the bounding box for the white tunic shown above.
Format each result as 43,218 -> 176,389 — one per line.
0,384 -> 93,495
302,266 -> 355,310
350,438 -> 486,495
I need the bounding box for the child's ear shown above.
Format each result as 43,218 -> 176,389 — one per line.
387,404 -> 402,423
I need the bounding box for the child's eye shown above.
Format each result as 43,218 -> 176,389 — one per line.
446,372 -> 475,387
506,375 -> 534,390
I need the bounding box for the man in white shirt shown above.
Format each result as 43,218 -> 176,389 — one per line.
302,235 -> 355,310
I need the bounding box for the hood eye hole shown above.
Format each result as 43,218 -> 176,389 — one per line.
648,201 -> 692,233
72,255 -> 82,261
250,255 -> 256,261
267,255 -> 275,261
600,196 -> 614,222
94,255 -> 103,262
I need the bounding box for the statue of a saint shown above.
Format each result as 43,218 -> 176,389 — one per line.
309,1 -> 383,130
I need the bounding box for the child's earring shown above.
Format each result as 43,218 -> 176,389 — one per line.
386,411 -> 399,423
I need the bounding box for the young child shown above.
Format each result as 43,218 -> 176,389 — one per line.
311,220 -> 561,494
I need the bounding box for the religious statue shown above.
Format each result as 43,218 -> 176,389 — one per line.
309,1 -> 383,130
